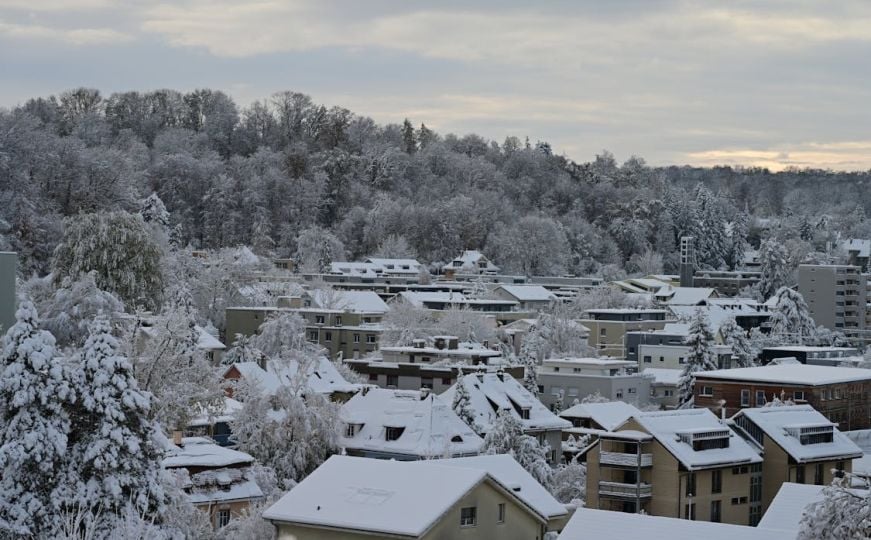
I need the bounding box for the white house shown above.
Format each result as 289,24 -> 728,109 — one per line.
491,285 -> 556,310
450,250 -> 500,274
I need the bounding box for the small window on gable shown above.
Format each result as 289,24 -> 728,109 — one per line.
451,435 -> 463,443
385,426 -> 405,441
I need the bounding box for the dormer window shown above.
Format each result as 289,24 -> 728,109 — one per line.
678,429 -> 731,451
520,408 -> 530,420
785,424 -> 835,445
385,426 -> 405,441
345,423 -> 364,437
451,435 -> 463,443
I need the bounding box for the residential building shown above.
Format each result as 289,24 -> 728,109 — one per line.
222,357 -> 362,402
499,317 -> 590,356
642,368 -> 680,410
559,507 -> 784,540
628,322 -> 733,370
440,372 -> 571,465
163,437 -> 264,530
731,405 -> 861,510
798,264 -> 867,344
263,455 -> 562,539
395,290 -> 518,313
693,364 -> 871,430
692,270 -> 762,297
379,336 -> 503,366
491,285 -> 556,310
580,309 -> 670,358
586,408 -> 763,524
132,317 -> 226,364
653,285 -> 718,306
537,357 -> 652,409
559,401 -> 640,431
339,388 -> 483,460
344,359 -> 524,395
760,345 -> 863,367
669,298 -> 772,335
840,238 -> 871,270
184,397 -> 242,446
363,257 -> 424,277
449,250 -> 500,274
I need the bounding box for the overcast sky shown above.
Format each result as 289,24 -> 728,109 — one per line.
2,0 -> 870,170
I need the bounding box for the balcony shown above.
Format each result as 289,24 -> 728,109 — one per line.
601,451 -> 653,467
599,481 -> 653,499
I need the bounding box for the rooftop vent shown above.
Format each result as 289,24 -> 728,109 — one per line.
784,423 -> 835,445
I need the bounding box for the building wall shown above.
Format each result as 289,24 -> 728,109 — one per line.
0,252 -> 15,333
538,373 -> 651,409
581,320 -> 668,358
346,362 -> 525,395
274,481 -> 546,540
799,265 -> 867,340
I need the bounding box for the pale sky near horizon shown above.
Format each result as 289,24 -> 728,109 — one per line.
2,0 -> 871,171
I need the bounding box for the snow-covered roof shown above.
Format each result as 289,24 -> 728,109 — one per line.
163,437 -> 254,469
310,289 -> 389,313
642,368 -> 681,386
364,258 -> 422,275
329,261 -> 382,276
655,286 -> 716,306
845,429 -> 871,453
559,401 -> 639,431
188,475 -> 263,505
633,409 -> 762,470
226,356 -> 360,396
841,238 -> 871,258
340,388 -> 483,459
440,372 -> 571,433
397,290 -> 468,307
560,507 -> 785,539
196,325 -> 226,351
494,285 -> 556,302
670,303 -> 769,333
756,482 -> 825,536
379,344 -> 501,358
263,455 -> 495,536
187,397 -> 243,427
764,345 -> 860,354
660,322 -> 690,335
435,454 -> 568,520
697,364 -> 871,386
735,406 -> 862,462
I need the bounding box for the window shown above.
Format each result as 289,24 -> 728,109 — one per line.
712,469 -> 722,494
460,506 -> 477,527
324,331 -> 332,342
315,315 -> 325,324
628,388 -> 636,394
750,505 -> 762,526
684,502 -> 695,521
421,377 -> 433,389
664,390 -> 674,397
700,386 -> 713,397
616,390 -> 623,399
678,357 -> 685,364
385,426 -> 405,441
368,373 -> 378,382
216,509 -> 230,528
520,408 -> 530,420
335,316 -> 342,326
497,503 -> 506,523
755,390 -> 766,407
366,335 -> 377,344
710,500 -> 721,523
793,390 -> 805,401
731,496 -> 748,505
686,472 -> 696,497
741,389 -> 750,407
795,465 -> 805,484
659,356 -> 664,363
308,331 -> 318,342
553,367 -> 560,372
600,328 -> 607,336
568,387 -> 579,397
354,334 -> 360,343
643,355 -> 652,363
442,377 -> 452,385
387,375 -> 398,388
750,475 -> 762,503
814,463 -> 824,485
551,387 -> 563,397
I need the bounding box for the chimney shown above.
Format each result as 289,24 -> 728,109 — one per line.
476,372 -> 485,383
172,430 -> 183,446
420,387 -> 431,400
718,399 -> 727,422
496,369 -> 505,382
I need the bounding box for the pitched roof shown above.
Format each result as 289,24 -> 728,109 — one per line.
757,482 -> 825,535
697,364 -> 871,386
495,285 -> 556,302
440,372 -> 571,433
559,401 -> 640,431
633,409 -> 762,470
163,437 -> 254,469
340,389 -> 483,459
655,286 -> 716,305
262,455 -> 490,537
226,356 -> 360,396
735,405 -> 862,462
310,289 -> 389,313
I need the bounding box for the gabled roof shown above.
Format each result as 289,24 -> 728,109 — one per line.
633,409 -> 762,470
435,454 -> 568,520
642,368 -> 681,386
263,455 -> 543,537
655,286 -> 716,305
440,373 -> 571,433
163,437 -> 254,469
841,238 -> 871,258
734,405 -> 862,462
757,482 -> 826,535
225,356 -> 360,396
560,507 -> 785,539
364,258 -> 423,275
339,388 -> 483,458
196,326 -> 226,350
494,285 -> 556,302
559,401 -> 639,431
697,364 -> 871,386
310,289 -> 389,314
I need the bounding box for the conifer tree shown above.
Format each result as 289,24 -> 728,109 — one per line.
719,316 -> 755,368
451,374 -> 479,434
678,309 -> 717,404
769,286 -> 818,345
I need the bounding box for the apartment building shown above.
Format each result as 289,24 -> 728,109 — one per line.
491,285 -> 557,310
693,364 -> 871,430
537,357 -> 652,409
586,408 -> 763,524
692,270 -> 762,297
760,345 -> 863,367
344,359 -> 523,395
627,323 -> 733,370
798,264 -> 867,344
379,336 -> 502,366
642,368 -> 680,410
580,309 -> 669,358
731,405 -> 861,510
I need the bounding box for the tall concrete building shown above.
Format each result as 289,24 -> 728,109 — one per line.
679,236 -> 695,287
0,252 -> 16,333
798,264 -> 867,344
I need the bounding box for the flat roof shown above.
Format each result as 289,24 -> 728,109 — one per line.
697,364 -> 871,386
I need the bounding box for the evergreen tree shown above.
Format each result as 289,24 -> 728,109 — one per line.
0,300 -> 73,536
451,374 -> 479,434
799,473 -> 871,539
521,360 -> 540,398
65,317 -> 167,520
769,287 -> 818,345
719,316 -> 755,368
757,237 -> 792,300
482,410 -> 553,488
678,309 -> 718,404
401,118 -> 416,154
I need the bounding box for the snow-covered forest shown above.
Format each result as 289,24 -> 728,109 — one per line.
3,87 -> 871,281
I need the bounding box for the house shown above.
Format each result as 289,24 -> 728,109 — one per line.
491,285 -> 556,310
344,358 -> 523,395
134,319 -> 226,364
642,368 -> 681,409
586,408 -> 763,524
693,364 -> 871,430
627,322 -> 734,370
669,298 -> 771,336
756,482 -> 826,537
537,357 -> 652,409
184,397 -> 243,446
760,345 -> 863,367
731,405 -> 861,510
580,309 -> 669,358
559,507 -> 785,540
364,257 -> 423,277
379,336 -> 503,366
328,261 -> 384,277
840,238 -> 871,269
440,371 -> 571,465
222,357 -> 361,402
449,250 -> 500,274
339,387 -> 483,460
163,437 -> 264,529
692,269 -> 762,297
263,455 -> 559,539
309,289 -> 390,314
653,285 -> 718,306
559,401 -> 640,431
499,317 -> 589,356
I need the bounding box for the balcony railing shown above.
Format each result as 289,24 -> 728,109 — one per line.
600,451 -> 653,467
599,481 -> 653,498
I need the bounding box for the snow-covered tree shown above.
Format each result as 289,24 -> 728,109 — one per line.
435,306 -> 496,344
719,316 -> 755,368
678,309 -> 718,404
451,374 -> 479,434
581,391 -> 611,404
0,300 -> 74,536
763,391 -> 796,407
374,234 -> 416,259
521,359 -> 540,397
550,458 -> 586,504
64,316 -> 167,522
222,333 -> 266,366
294,225 -> 345,273
798,473 -> 871,540
757,237 -> 792,300
230,379 -> 339,488
483,409 -> 553,488
381,302 -> 436,346
521,307 -> 595,363
52,211 -> 164,310
252,311 -> 321,362
768,287 -> 818,345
